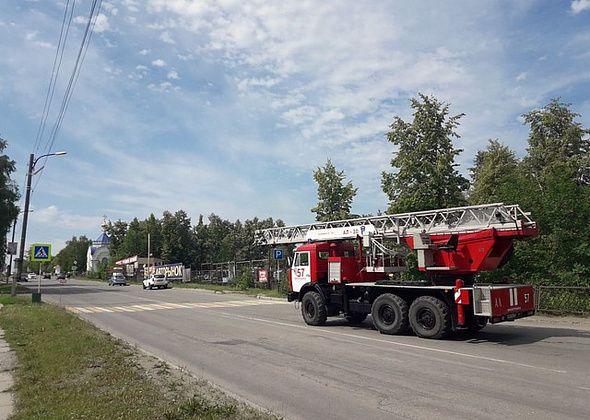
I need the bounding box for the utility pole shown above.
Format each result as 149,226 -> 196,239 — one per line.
13,154 -> 33,296
14,151 -> 66,297
6,218 -> 17,284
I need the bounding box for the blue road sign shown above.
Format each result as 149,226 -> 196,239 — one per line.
31,243 -> 52,262
273,249 -> 283,260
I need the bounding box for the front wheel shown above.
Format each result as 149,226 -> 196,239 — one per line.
409,296 -> 451,339
301,291 -> 327,326
371,293 -> 409,335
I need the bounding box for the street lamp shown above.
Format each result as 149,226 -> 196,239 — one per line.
13,151 -> 67,296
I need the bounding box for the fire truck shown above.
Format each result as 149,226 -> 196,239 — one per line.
255,203 -> 538,339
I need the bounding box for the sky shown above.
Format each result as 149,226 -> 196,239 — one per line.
1,0 -> 590,255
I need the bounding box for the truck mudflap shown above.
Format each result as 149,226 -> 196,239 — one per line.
472,285 -> 535,323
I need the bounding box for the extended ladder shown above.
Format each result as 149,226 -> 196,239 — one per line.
255,203 -> 536,246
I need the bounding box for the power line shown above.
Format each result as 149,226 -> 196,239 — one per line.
32,0 -> 75,155
33,0 -> 103,193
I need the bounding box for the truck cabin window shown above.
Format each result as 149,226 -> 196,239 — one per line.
294,252 -> 309,266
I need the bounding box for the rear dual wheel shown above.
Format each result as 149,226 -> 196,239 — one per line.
408,296 -> 451,339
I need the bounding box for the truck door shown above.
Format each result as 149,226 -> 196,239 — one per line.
291,251 -> 311,292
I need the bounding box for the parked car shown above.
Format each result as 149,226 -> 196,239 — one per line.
109,273 -> 127,286
27,272 -> 36,281
19,273 -> 29,282
143,274 -> 169,290
56,273 -> 66,280
43,272 -> 51,279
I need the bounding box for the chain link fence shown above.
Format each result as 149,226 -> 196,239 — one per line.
190,259 -> 289,293
535,286 -> 590,315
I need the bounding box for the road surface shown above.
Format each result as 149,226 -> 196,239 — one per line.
31,279 -> 590,420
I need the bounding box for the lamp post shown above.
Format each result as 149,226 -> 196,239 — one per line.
13,151 -> 66,296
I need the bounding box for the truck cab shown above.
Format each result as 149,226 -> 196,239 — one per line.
288,242 -> 357,300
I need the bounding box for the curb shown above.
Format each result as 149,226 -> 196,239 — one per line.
0,304 -> 15,420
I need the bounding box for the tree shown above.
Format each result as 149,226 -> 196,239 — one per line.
120,218 -> 144,258
523,98 -> 590,183
478,100 -> 590,286
52,236 -> 92,274
381,94 -> 469,213
311,159 -> 357,221
469,139 -> 520,205
104,220 -> 128,261
0,138 -> 20,271
160,210 -> 195,264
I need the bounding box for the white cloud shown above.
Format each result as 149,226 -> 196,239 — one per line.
571,0 -> 590,14
167,70 -> 179,80
516,72 -> 527,82
102,2 -> 119,16
25,31 -> 37,40
74,13 -> 110,32
159,31 -> 175,44
33,41 -> 53,49
151,58 -> 166,67
139,48 -> 150,55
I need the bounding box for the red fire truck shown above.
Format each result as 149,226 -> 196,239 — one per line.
255,203 -> 537,339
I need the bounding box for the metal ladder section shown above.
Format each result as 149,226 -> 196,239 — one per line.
255,203 -> 536,246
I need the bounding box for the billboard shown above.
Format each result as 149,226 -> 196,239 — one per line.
146,263 -> 185,281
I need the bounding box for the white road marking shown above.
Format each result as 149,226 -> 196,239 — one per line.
221,312 -> 568,374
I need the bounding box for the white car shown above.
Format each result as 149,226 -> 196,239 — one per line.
143,274 -> 169,290
27,272 -> 37,281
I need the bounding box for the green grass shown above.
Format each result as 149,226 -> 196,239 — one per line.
0,300 -> 276,419
173,282 -> 286,299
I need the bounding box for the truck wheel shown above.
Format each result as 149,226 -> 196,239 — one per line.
371,293 -> 408,335
409,296 -> 451,339
346,313 -> 367,325
301,291 -> 327,326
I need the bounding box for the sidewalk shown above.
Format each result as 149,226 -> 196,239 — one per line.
515,313 -> 590,330
0,305 -> 15,420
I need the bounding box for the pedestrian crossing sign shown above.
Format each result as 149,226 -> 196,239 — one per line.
31,243 -> 52,262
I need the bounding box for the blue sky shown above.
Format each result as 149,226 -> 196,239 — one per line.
2,0 -> 590,254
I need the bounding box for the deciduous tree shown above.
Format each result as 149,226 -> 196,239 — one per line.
382,94 -> 469,213
311,159 -> 357,221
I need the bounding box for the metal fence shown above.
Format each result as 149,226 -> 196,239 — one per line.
535,286 -> 590,315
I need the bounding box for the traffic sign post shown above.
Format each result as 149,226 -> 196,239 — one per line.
30,243 -> 51,302
31,244 -> 51,262
273,249 -> 283,260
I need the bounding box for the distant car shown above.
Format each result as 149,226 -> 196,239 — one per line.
56,273 -> 66,280
43,272 -> 51,279
27,272 -> 37,281
109,273 -> 127,286
143,274 -> 169,290
19,273 -> 29,282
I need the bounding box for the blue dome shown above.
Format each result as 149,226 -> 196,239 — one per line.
93,232 -> 110,245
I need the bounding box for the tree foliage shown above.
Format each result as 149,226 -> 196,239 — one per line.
471,99 -> 590,286
0,139 -> 20,269
382,94 -> 469,213
52,236 -> 92,274
469,139 -> 520,204
311,159 -> 357,221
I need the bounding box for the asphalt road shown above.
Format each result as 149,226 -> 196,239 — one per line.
30,279 -> 590,420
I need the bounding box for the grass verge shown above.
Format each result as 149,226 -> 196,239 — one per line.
0,299 -> 277,419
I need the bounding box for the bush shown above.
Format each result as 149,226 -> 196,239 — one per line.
236,272 -> 255,290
